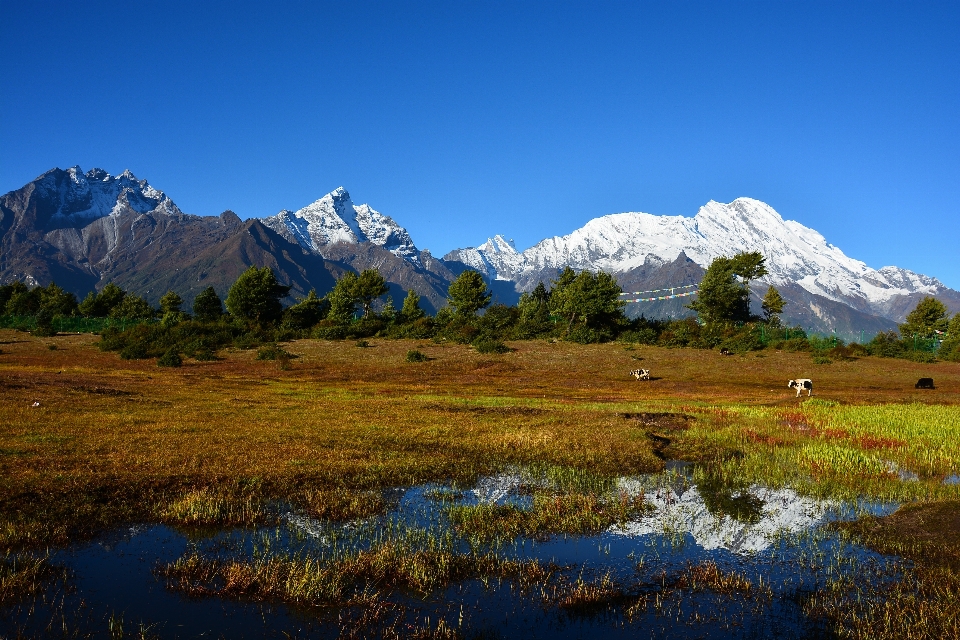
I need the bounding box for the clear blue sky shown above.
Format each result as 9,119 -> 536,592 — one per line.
2,1 -> 958,288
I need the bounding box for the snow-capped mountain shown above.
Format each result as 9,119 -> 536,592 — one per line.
261,187 -> 420,264
445,198 -> 956,322
37,166 -> 183,221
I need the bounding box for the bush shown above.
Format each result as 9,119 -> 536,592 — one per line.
867,331 -> 904,358
157,348 -> 183,367
312,322 -> 348,340
120,342 -> 149,360
355,339 -> 370,348
812,355 -> 832,365
905,350 -> 937,363
618,328 -> 659,345
256,344 -> 294,361
405,349 -> 428,363
473,338 -> 510,354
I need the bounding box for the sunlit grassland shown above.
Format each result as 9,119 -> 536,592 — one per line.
2,329 -> 960,636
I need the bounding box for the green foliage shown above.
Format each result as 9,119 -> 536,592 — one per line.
4,282 -> 41,315
515,282 -> 553,339
225,267 -> 291,325
761,285 -> 785,325
447,270 -> 492,317
192,287 -> 224,322
899,296 -> 950,339
354,269 -> 389,318
548,268 -> 625,340
159,291 -> 184,315
157,348 -> 183,367
399,289 -> 425,323
110,294 -> 156,320
867,331 -> 905,358
79,283 -> 126,317
405,349 -> 428,363
282,290 -> 329,331
687,254 -> 764,324
940,314 -> 960,362
256,344 -> 294,361
33,307 -> 57,337
99,319 -> 243,361
327,272 -> 360,323
472,337 -> 510,354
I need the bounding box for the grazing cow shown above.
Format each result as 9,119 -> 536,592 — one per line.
915,378 -> 935,389
720,348 -> 733,356
788,379 -> 813,397
630,369 -> 651,381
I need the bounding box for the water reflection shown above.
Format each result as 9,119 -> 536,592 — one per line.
2,463 -> 903,639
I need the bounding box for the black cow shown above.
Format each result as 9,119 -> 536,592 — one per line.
915,378 -> 935,389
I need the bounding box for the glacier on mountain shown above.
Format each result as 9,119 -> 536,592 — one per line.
444,198 -> 947,319
261,187 -> 420,264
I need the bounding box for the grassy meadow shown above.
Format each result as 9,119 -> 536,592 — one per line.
2,328 -> 960,637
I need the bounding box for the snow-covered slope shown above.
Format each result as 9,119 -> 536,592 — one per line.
34,166 -> 183,220
261,187 -> 420,264
445,198 -> 951,320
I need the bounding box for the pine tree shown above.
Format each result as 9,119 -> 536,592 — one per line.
193,287 -> 224,322
899,296 -> 949,339
761,285 -> 785,325
399,289 -> 425,323
225,266 -> 291,324
447,270 -> 491,317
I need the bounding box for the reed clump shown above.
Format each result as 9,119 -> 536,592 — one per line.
161,541 -> 551,605
449,490 -> 649,541
0,552 -> 64,603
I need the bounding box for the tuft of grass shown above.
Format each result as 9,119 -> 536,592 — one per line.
161,541 -> 551,605
0,552 -> 65,604
296,487 -> 386,521
159,487 -> 273,526
449,490 -> 649,541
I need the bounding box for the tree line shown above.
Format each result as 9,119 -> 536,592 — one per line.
1,250 -> 957,364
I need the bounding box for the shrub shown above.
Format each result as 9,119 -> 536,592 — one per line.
312,322 -> 348,340
618,328 -> 659,345
405,349 -> 428,363
120,342 -> 149,360
256,344 -> 294,361
867,331 -> 904,358
355,340 -> 370,348
157,348 -> 183,367
905,350 -> 937,363
473,338 -> 510,354
812,355 -> 832,365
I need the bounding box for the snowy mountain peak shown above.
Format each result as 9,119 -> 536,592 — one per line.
261,188 -> 421,265
36,165 -> 182,221
447,197 -> 955,318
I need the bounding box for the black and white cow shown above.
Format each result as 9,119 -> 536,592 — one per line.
915,378 -> 935,389
630,369 -> 651,381
788,379 -> 813,397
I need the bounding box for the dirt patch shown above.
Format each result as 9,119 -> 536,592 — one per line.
618,412 -> 695,432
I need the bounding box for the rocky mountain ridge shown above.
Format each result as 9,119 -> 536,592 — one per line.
2,167 -> 957,334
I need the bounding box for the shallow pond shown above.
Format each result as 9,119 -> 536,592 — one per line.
2,464 -> 901,639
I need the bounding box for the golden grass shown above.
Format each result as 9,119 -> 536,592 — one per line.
3,329 -> 960,635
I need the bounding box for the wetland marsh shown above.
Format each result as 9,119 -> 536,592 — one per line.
1,331 -> 959,638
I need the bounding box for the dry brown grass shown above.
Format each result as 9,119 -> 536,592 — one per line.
1,330 -> 959,549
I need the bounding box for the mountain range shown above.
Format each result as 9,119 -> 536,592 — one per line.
2,166 -> 958,335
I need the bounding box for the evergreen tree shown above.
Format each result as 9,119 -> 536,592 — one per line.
899,296 -> 949,339
0,281 -> 25,313
193,287 -> 224,322
79,283 -> 126,317
548,268 -> 625,334
159,291 -> 184,315
5,283 -> 42,315
761,285 -> 786,325
399,289 -> 425,323
282,290 -> 329,330
939,313 -> 960,361
327,272 -> 360,323
354,269 -> 389,318
110,294 -> 156,320
39,282 -> 78,317
687,253 -> 767,324
225,266 -> 291,324
447,270 -> 491,317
